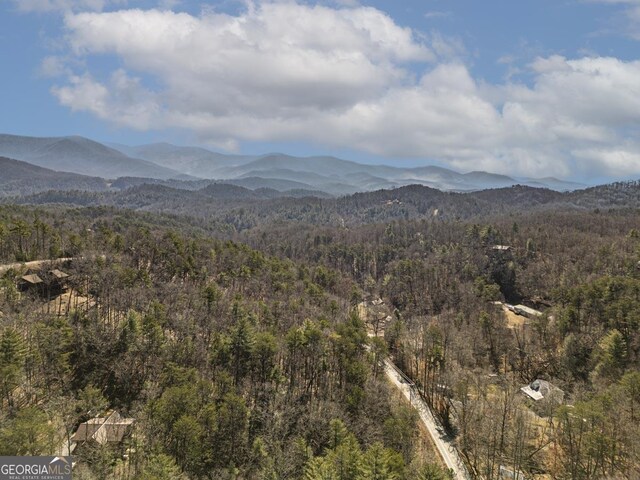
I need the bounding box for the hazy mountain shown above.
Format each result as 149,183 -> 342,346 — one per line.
237,168 -> 339,185
522,176 -> 586,191
110,177 -> 214,191
0,156 -> 109,197
109,142 -> 258,178
108,175 -> 332,199
232,168 -> 357,195
222,153 -> 584,193
0,134 -> 184,179
226,176 -> 326,193
222,154 -> 388,178
2,134 -> 585,194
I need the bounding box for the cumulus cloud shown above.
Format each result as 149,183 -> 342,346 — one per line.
49,1 -> 640,178
573,145 -> 640,178
52,70 -> 160,129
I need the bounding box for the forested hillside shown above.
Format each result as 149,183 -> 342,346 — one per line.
11,181 -> 640,233
0,206 -> 446,479
243,208 -> 640,479
1,182 -> 640,478
0,157 -> 108,197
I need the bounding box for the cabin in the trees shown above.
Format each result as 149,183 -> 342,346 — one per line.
47,269 -> 70,295
17,268 -> 70,298
71,411 -> 135,446
513,304 -> 543,318
521,379 -> 564,403
505,303 -> 543,319
18,273 -> 45,295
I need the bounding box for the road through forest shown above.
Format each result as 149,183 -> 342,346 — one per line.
382,357 -> 472,480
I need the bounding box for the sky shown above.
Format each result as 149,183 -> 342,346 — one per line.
1,0 -> 640,181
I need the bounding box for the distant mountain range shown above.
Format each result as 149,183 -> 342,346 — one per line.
109,142 -> 258,178
0,134 -> 182,180
10,180 -> 640,232
2,133 -> 639,230
0,133 -> 585,196
0,155 -> 333,200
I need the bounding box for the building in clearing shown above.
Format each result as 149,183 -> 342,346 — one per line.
17,268 -> 70,298
18,273 -> 45,295
19,273 -> 44,287
50,268 -> 69,283
47,269 -> 70,295
71,411 -> 135,446
511,304 -> 543,318
521,379 -> 564,403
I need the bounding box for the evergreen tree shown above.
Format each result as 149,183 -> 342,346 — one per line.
0,328 -> 25,407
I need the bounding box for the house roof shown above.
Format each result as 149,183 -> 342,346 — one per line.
50,269 -> 69,279
521,379 -> 563,402
514,304 -> 543,317
21,274 -> 43,285
521,384 -> 544,401
71,411 -> 135,445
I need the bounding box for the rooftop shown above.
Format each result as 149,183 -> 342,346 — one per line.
50,269 -> 70,279
71,411 -> 135,445
521,379 -> 564,402
21,274 -> 43,285
514,304 -> 543,317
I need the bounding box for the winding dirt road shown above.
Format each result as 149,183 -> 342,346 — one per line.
382,358 -> 472,479
0,257 -> 74,275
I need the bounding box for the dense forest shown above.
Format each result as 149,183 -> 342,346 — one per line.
0,206 -> 447,479
1,181 -> 640,479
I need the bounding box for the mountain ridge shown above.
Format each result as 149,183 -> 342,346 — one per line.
9,179 -> 640,232
2,133 -> 587,194
0,156 -> 109,197
0,134 -> 184,180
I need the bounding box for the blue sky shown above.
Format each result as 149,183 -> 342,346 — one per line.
1,0 -> 640,180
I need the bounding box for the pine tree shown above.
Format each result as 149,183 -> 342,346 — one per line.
304,457 -> 338,480
0,328 -> 26,407
361,442 -> 398,480
135,454 -> 185,480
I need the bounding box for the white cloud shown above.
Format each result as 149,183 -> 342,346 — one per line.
518,56 -> 640,127
573,146 -> 640,177
52,70 -> 159,129
39,55 -> 71,77
58,3 -> 433,120
50,2 -> 640,179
